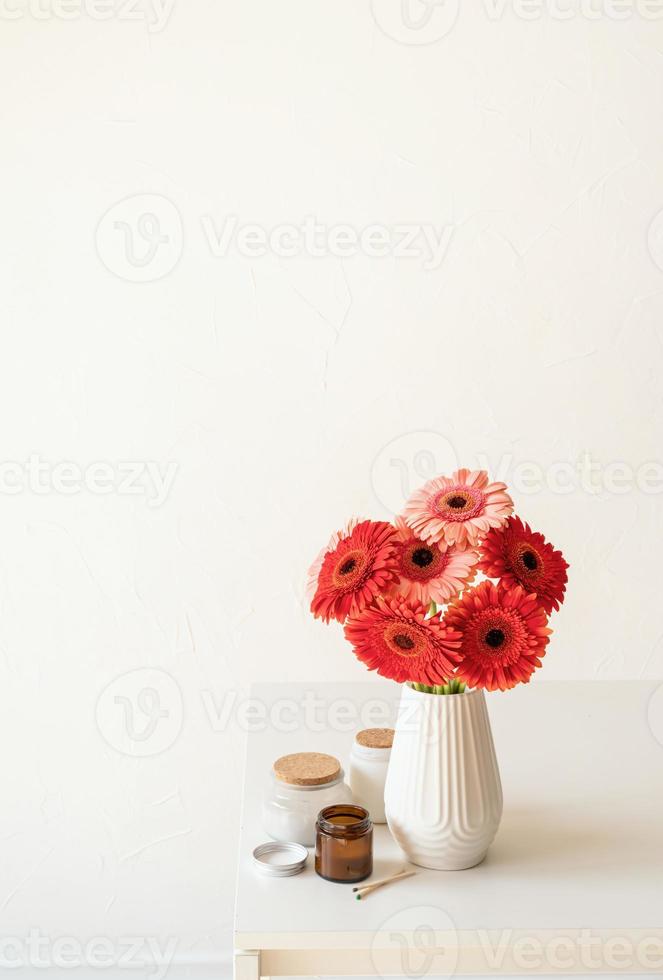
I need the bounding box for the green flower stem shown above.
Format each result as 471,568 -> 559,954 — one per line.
409,679 -> 468,695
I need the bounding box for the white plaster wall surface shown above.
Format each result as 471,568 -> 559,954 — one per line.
1,1 -> 663,974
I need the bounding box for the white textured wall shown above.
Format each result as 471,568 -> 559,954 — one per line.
2,0 -> 663,973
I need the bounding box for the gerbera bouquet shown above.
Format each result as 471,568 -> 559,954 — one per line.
308,468 -> 568,693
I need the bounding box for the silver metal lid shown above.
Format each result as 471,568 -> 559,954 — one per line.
252,841 -> 308,876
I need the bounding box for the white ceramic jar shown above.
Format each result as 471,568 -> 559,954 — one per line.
348,728 -> 394,824
263,752 -> 353,846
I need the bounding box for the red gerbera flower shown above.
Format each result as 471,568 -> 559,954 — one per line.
478,516 -> 569,614
446,581 -> 551,692
306,517 -> 359,603
310,520 -> 400,624
344,595 -> 463,685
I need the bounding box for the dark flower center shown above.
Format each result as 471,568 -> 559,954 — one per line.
447,495 -> 467,509
393,633 -> 415,650
412,547 -> 434,568
339,558 -> 356,575
522,550 -> 538,571
485,628 -> 505,648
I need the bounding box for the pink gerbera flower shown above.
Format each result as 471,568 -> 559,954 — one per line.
403,468 -> 513,550
389,517 -> 478,606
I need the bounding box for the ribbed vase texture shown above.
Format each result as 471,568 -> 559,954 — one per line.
384,685 -> 503,870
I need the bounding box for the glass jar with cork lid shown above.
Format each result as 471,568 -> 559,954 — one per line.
348,728 -> 394,824
263,752 -> 353,846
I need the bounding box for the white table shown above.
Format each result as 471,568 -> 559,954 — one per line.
234,680 -> 663,978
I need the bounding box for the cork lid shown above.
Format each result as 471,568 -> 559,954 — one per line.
273,752 -> 341,787
355,728 -> 395,749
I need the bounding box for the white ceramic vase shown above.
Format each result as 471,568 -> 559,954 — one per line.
384,684 -> 503,870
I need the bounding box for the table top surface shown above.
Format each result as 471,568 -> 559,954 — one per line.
234,679 -> 663,948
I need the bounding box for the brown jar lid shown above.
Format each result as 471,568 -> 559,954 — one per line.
273,752 -> 341,786
355,727 -> 394,749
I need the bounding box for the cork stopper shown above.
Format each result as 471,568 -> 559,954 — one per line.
273,752 -> 341,787
355,728 -> 394,749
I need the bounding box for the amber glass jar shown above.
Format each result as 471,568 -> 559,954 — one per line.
315,804 -> 373,883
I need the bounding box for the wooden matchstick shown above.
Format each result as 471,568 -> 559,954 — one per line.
353,868 -> 416,899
